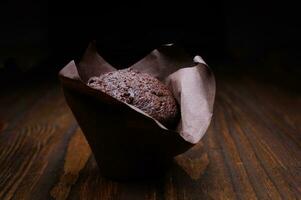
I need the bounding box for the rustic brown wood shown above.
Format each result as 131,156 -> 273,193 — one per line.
0,72 -> 300,200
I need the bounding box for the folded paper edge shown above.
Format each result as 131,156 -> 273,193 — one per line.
59,60 -> 81,81
189,63 -> 216,144
78,41 -> 117,82
166,63 -> 216,144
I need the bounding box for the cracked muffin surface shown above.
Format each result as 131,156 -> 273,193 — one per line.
87,68 -> 179,127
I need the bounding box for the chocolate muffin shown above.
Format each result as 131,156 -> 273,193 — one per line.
87,68 -> 179,127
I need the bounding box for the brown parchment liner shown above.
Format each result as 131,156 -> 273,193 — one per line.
59,42 -> 215,179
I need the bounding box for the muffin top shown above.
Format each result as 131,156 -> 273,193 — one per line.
87,68 -> 179,127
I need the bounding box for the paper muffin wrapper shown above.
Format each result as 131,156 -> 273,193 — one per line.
59,42 -> 215,179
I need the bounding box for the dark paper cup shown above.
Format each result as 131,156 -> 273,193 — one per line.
59,42 -> 215,179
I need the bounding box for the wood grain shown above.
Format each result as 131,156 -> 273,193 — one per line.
51,128 -> 91,200
0,72 -> 300,199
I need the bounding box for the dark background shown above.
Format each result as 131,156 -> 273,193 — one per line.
0,1 -> 300,80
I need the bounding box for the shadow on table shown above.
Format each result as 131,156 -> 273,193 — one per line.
67,141 -> 209,199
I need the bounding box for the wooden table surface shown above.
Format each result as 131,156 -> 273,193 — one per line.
0,71 -> 300,200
